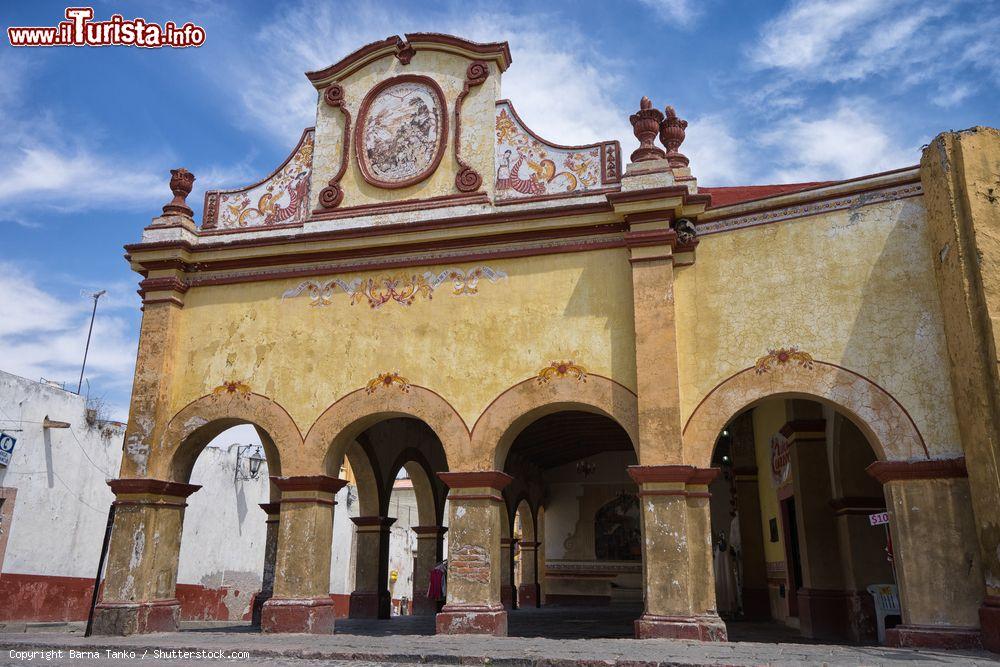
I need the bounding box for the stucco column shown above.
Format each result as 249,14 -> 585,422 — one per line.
348,516 -> 395,619
261,475 -> 347,634
517,541 -> 540,608
500,537 -> 516,609
626,219 -> 683,464
733,466 -> 770,619
435,471 -> 512,636
629,465 -> 727,641
93,479 -> 200,635
252,502 -> 281,626
411,525 -> 446,616
868,459 -> 985,649
921,128 -> 1000,653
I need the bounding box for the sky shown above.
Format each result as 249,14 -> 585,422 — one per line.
1,0 -> 997,422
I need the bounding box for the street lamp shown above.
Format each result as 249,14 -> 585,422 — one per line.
235,443 -> 266,481
77,290 -> 106,394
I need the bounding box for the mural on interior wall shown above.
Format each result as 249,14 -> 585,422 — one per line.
357,78 -> 446,187
494,101 -> 620,201
281,266 -> 508,309
202,130 -> 314,230
594,493 -> 641,561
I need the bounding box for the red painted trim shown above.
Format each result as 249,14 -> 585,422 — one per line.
311,191 -> 489,220
188,237 -> 627,290
258,502 -> 281,516
108,478 -> 201,498
702,165 -> 918,211
270,475 -> 348,494
680,360 -> 930,459
351,515 -> 397,528
126,200 -> 614,257
305,34 -> 511,83
866,457 -> 967,483
353,75 -> 449,190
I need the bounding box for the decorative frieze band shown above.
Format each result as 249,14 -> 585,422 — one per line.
281,266 -> 507,309
697,182 -> 923,237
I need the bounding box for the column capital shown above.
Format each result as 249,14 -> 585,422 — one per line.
108,478 -> 201,507
270,475 -> 348,494
351,515 -> 397,531
412,525 -> 447,538
519,541 -> 540,550
501,537 -> 519,547
438,471 -> 513,491
866,457 -> 967,484
779,419 -> 826,441
259,502 -> 281,518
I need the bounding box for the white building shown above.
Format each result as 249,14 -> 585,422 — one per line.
0,370 -> 421,623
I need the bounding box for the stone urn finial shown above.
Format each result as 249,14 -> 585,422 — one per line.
629,97 -> 666,163
162,168 -> 195,217
659,106 -> 689,168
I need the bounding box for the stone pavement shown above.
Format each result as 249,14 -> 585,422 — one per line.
2,628 -> 998,666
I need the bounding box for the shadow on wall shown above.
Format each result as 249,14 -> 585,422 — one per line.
842,197 -> 960,458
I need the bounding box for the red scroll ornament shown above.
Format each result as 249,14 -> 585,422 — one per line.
453,60 -> 489,193
318,84 -> 351,209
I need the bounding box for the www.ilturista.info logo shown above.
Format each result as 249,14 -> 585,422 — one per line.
7,7 -> 206,48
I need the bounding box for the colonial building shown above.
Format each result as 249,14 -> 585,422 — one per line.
102,34 -> 999,651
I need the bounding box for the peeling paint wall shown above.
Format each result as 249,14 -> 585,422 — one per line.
675,196 -> 962,458
0,370 -> 124,580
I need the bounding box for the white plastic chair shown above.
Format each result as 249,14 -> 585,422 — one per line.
867,584 -> 900,645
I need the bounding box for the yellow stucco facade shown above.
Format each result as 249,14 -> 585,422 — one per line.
97,34 -> 1000,651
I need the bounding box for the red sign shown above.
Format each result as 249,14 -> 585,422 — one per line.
770,433 -> 790,487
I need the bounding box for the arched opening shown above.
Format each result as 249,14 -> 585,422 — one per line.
171,420 -> 283,627
323,415 -> 449,632
500,408 -> 641,639
707,397 -> 897,645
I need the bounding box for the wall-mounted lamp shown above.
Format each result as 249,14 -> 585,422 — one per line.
235,443 -> 266,481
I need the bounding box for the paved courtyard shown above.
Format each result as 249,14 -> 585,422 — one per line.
1,604 -> 997,666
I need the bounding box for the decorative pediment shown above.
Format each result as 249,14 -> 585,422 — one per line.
495,101 -> 620,202
202,129 -> 314,230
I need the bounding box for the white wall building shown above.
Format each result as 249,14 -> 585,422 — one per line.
0,371 -> 421,623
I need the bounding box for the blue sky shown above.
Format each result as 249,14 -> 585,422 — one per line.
1,0 -> 997,421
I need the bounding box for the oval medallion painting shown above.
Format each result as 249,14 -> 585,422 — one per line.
356,76 -> 448,189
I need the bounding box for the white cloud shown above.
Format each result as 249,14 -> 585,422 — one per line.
750,0 -> 997,94
214,2 -> 631,149
0,264 -> 139,417
635,0 -> 703,27
683,115 -> 750,185
757,100 -> 917,183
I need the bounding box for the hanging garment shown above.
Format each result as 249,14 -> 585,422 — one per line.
427,566 -> 444,600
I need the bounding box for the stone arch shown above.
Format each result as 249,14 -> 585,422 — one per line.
472,374 -> 639,471
683,361 -> 928,467
158,392 -> 302,497
386,447 -> 441,526
302,385 -> 470,478
346,440 -> 382,517
513,497 -> 536,542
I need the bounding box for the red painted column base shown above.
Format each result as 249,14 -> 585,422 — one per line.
436,604 -> 507,636
91,599 -> 180,635
634,613 -> 728,641
981,596 -> 1000,653
500,584 -> 514,609
886,624 -> 982,650
260,597 -> 336,634
517,583 -> 540,608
